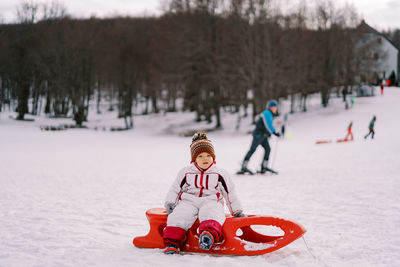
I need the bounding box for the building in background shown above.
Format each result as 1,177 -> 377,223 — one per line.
357,21 -> 399,85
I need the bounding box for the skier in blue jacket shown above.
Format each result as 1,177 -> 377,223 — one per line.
238,100 -> 280,174
364,115 -> 376,139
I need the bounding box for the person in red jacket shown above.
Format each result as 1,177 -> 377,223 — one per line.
344,121 -> 354,141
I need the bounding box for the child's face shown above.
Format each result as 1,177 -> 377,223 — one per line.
195,152 -> 214,169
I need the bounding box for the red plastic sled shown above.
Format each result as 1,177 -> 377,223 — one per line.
133,208 -> 306,256
336,138 -> 353,143
316,140 -> 332,144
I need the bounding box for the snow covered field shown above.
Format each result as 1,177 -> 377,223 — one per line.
1,87 -> 399,267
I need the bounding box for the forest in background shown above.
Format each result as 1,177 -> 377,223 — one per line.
0,0 -> 399,129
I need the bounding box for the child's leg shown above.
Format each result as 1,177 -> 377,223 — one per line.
198,201 -> 225,243
164,201 -> 198,248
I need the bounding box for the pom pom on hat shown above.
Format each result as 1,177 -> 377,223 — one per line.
190,132 -> 216,162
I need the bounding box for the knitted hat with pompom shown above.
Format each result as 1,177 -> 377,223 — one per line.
190,132 -> 215,163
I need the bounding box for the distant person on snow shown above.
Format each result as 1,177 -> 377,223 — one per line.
364,116 -> 376,139
163,133 -> 244,254
238,100 -> 280,175
344,121 -> 354,141
380,82 -> 384,96
281,113 -> 288,139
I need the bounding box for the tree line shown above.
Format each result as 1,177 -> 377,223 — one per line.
0,0 -> 384,129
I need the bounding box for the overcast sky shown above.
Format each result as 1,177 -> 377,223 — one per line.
0,0 -> 399,30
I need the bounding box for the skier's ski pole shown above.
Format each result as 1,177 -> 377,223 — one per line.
270,136 -> 279,169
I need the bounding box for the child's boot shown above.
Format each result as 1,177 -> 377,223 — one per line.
164,244 -> 180,254
199,231 -> 214,250
163,226 -> 186,254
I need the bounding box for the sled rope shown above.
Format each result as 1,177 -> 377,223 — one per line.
302,236 -> 330,267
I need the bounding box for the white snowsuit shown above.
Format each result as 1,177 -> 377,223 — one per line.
165,163 -> 243,231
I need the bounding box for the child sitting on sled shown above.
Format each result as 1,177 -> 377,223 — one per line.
163,132 -> 244,254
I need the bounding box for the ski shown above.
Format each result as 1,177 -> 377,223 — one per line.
236,169 -> 254,175
257,167 -> 278,175
237,168 -> 278,175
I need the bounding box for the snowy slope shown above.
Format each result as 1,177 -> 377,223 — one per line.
1,87 -> 399,267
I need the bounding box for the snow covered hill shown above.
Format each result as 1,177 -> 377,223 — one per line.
1,87 -> 399,266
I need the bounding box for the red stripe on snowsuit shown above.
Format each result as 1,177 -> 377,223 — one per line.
193,163 -> 215,197
217,174 -> 235,214
194,175 -> 198,188
199,172 -> 204,197
200,173 -> 204,188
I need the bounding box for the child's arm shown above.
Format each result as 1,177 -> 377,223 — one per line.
218,169 -> 243,216
164,168 -> 186,209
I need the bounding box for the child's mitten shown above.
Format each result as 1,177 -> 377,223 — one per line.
165,203 -> 176,215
